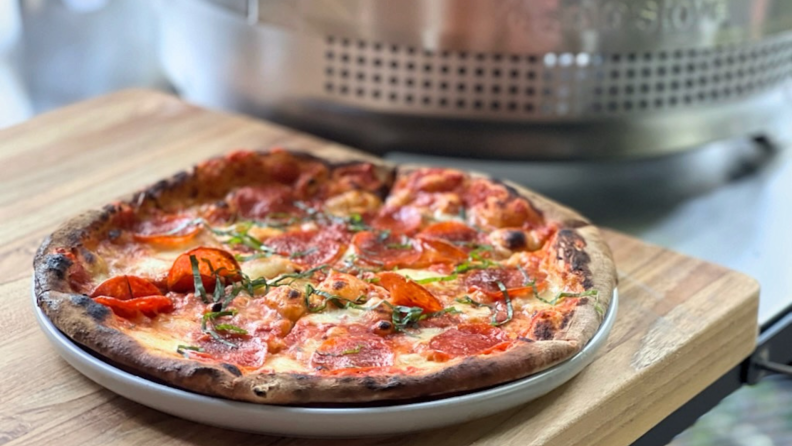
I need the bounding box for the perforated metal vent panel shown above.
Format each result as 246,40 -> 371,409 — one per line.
322,34 -> 792,120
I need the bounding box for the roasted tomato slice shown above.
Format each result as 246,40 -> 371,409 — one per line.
371,206 -> 423,235
132,215 -> 201,247
415,238 -> 468,267
377,272 -> 443,313
167,247 -> 241,293
352,231 -> 422,269
93,295 -> 173,319
90,275 -> 162,300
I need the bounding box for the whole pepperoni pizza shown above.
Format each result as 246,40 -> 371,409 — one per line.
33,148 -> 617,404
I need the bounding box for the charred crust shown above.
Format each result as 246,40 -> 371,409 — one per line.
533,320 -> 554,340
557,229 -> 594,289
253,387 -> 268,397
503,230 -> 527,250
221,363 -> 243,377
45,254 -> 73,280
561,312 -> 572,329
70,294 -> 110,322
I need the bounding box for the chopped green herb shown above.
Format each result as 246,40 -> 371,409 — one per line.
414,273 -> 458,284
516,265 -> 533,287
315,345 -> 364,357
270,265 -> 327,287
455,295 -> 490,308
346,213 -> 370,232
202,309 -> 237,323
176,344 -> 204,358
536,289 -> 599,306
211,223 -> 277,255
492,281 -> 514,326
214,323 -> 248,335
383,302 -> 461,332
341,345 -> 363,355
190,255 -> 210,304
235,252 -> 270,262
386,242 -> 413,250
201,309 -> 238,348
303,284 -> 368,312
290,247 -> 318,259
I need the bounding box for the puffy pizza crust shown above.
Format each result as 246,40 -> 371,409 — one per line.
33,149 -> 616,405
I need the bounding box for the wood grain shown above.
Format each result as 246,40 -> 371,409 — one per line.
0,90 -> 759,446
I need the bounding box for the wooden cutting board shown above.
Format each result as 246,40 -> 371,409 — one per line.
0,90 -> 759,446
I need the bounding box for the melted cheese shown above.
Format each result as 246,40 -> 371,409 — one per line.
393,268 -> 446,281
241,256 -> 296,281
263,354 -> 310,373
302,308 -> 367,325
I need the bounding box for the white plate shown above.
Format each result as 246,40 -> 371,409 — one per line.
33,289 -> 617,438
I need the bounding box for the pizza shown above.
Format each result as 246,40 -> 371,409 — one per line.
33,148 -> 616,405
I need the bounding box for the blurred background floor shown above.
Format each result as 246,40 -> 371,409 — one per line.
671,377 -> 792,446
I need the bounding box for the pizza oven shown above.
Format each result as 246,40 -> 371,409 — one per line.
156,0 -> 792,160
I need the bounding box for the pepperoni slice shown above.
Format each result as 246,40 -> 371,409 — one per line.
266,228 -> 345,268
132,215 -> 201,247
167,247 -> 241,293
93,295 -> 173,319
198,337 -> 268,369
230,185 -> 297,219
352,231 -> 422,269
418,221 -> 479,245
371,206 -> 422,235
428,324 -> 509,357
415,238 -> 468,267
377,272 -> 443,313
310,336 -> 394,371
464,267 -> 526,295
91,275 -> 162,300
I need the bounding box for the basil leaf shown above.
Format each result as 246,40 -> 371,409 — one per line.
492,281 -> 514,326
176,344 -> 204,358
190,255 -> 210,304
214,323 -> 248,335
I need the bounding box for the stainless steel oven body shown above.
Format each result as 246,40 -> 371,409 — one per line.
157,0 -> 792,159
